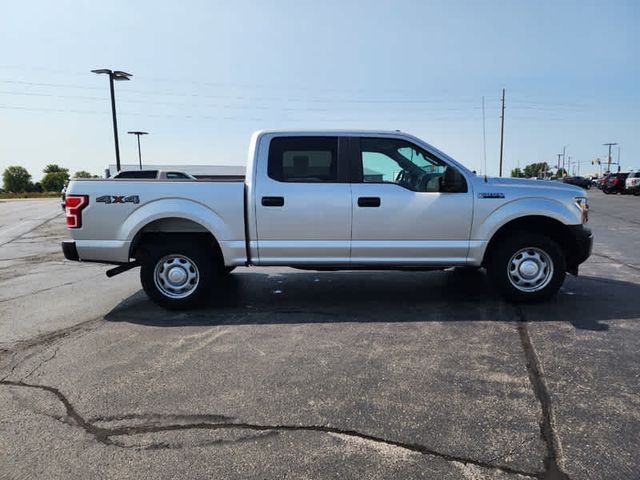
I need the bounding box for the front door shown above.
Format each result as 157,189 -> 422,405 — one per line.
350,137 -> 473,266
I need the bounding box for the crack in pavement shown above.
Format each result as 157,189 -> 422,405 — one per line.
109,430 -> 281,450
0,315 -> 104,368
0,271 -> 106,304
591,253 -> 640,272
20,346 -> 59,382
0,212 -> 63,247
0,379 -> 540,478
515,306 -> 571,480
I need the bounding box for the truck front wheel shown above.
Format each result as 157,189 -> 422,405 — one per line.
140,240 -> 216,309
487,233 -> 566,302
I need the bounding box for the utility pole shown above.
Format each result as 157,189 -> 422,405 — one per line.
603,142 -> 617,173
498,88 -> 505,177
482,96 -> 487,179
556,153 -> 562,173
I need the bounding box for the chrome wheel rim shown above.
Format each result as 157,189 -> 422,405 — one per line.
507,247 -> 554,293
153,254 -> 199,299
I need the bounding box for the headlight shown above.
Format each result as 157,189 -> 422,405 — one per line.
574,197 -> 589,224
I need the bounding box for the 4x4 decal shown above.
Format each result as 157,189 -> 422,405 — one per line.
96,195 -> 140,204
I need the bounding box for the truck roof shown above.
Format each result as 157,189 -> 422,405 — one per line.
255,129 -> 407,136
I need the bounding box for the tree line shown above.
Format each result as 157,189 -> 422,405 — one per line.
511,162 -> 568,179
1,165 -> 98,193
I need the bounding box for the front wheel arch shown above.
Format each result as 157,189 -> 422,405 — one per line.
483,216 -> 578,271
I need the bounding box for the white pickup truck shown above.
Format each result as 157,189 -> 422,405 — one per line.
62,130 -> 592,309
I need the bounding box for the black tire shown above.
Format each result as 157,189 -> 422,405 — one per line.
140,239 -> 218,309
486,232 -> 566,302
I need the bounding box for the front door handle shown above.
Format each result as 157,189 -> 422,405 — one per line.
262,196 -> 285,207
358,197 -> 381,207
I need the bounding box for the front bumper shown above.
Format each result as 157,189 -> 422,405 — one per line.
567,225 -> 593,273
61,240 -> 80,261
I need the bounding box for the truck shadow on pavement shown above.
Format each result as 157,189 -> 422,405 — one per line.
105,269 -> 639,332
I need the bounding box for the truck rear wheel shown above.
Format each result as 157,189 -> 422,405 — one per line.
140,240 -> 217,309
487,232 -> 566,302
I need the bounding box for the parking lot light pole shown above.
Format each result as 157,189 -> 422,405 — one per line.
92,69 -> 132,171
127,131 -> 148,170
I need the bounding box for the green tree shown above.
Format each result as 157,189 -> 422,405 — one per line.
41,172 -> 69,192
44,164 -> 69,175
74,170 -> 97,178
2,166 -> 32,193
523,162 -> 549,178
41,164 -> 70,192
510,168 -> 525,178
556,168 -> 567,177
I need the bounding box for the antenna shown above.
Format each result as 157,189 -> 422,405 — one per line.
482,96 -> 488,182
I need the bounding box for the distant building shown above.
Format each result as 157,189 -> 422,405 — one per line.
107,164 -> 245,179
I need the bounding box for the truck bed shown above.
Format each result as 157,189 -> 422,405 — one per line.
66,178 -> 246,264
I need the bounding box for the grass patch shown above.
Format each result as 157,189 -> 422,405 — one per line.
0,192 -> 62,199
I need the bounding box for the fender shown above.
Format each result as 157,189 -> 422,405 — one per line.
473,196 -> 580,241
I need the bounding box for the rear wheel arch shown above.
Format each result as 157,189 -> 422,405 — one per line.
130,217 -> 224,268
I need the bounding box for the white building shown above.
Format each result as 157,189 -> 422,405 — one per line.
107,164 -> 245,178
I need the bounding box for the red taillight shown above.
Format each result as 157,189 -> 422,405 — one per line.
65,195 -> 89,228
613,177 -> 618,185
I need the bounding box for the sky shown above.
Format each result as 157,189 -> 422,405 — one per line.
1,0 -> 638,181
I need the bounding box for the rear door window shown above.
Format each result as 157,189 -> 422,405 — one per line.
268,137 -> 338,183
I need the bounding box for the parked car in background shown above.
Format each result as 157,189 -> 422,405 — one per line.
602,172 -> 629,194
562,176 -> 591,189
625,171 -> 640,195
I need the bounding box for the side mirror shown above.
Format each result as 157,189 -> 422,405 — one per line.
440,166 -> 467,193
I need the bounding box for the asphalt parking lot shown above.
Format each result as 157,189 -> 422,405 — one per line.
1,191 -> 639,480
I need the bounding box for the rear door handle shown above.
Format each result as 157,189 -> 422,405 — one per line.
262,196 -> 285,207
358,196 -> 381,207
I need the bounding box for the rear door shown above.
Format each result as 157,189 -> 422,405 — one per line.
253,136 -> 352,265
350,136 -> 474,265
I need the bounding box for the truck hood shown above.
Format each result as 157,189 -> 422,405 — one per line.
482,176 -> 585,195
